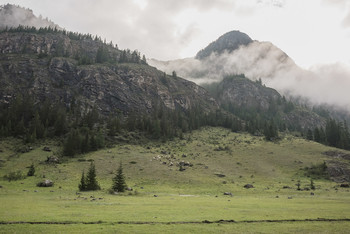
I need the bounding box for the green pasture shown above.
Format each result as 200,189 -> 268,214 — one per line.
1,127 -> 350,233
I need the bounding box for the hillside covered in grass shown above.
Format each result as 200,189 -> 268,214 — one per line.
1,127 -> 350,233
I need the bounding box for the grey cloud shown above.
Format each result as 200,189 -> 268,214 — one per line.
256,0 -> 286,8
0,4 -> 60,29
149,42 -> 350,111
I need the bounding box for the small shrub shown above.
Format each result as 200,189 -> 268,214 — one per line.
4,171 -> 26,181
310,179 -> 315,190
304,162 -> 329,179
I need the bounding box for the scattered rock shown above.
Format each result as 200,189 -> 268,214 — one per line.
244,184 -> 254,189
223,192 -> 233,196
46,155 -> 60,164
43,146 -> 51,152
37,179 -> 54,187
215,173 -> 226,178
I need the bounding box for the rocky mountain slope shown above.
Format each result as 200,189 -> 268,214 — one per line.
0,30 -> 218,116
203,75 -> 325,130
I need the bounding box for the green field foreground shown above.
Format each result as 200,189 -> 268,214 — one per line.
1,127 -> 350,233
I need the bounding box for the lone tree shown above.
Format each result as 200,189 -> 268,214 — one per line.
112,162 -> 127,192
310,179 -> 315,190
79,162 -> 100,191
27,163 -> 35,176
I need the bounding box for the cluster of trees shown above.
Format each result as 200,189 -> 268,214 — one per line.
79,162 -> 101,191
0,95 -> 68,141
108,105 -> 243,141
308,119 -> 350,150
0,94 -> 107,156
79,162 -> 127,193
0,94 -> 243,156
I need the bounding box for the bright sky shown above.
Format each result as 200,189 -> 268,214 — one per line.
1,0 -> 350,69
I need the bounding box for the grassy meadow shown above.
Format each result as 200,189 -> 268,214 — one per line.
1,127 -> 350,233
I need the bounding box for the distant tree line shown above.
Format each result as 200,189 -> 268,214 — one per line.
0,93 -> 244,156
307,119 -> 350,150
0,25 -> 148,66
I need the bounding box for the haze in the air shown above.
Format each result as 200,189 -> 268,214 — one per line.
1,0 -> 350,110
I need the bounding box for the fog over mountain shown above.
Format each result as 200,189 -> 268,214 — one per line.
0,4 -> 60,29
149,33 -> 350,111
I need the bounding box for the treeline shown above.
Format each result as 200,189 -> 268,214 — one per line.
0,94 -> 244,156
1,25 -> 148,66
0,94 -> 105,156
308,119 -> 350,150
1,25 -> 102,42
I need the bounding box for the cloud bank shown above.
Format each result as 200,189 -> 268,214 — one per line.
149,42 -> 350,111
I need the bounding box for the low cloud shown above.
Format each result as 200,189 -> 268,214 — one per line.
0,4 -> 60,29
149,41 -> 350,111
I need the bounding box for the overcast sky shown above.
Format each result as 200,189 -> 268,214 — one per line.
1,0 -> 350,69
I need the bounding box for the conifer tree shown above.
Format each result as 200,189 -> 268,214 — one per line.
78,170 -> 87,191
27,163 -> 35,176
112,162 -> 127,192
85,162 -> 100,191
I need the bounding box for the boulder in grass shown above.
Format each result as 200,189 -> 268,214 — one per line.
244,184 -> 254,189
46,156 -> 59,164
37,179 -> 54,187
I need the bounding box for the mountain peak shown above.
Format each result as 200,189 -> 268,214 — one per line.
195,30 -> 253,60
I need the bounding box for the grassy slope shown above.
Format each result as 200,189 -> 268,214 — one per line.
0,127 -> 350,233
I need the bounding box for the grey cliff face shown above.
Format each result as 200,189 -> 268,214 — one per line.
0,32 -> 218,116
